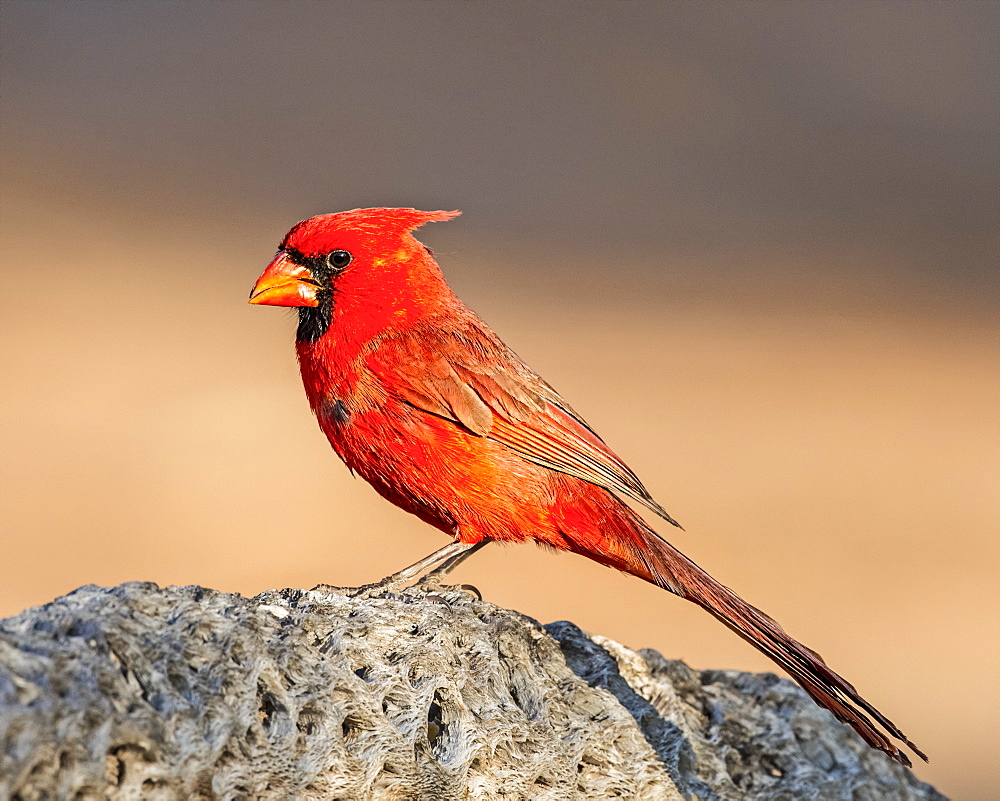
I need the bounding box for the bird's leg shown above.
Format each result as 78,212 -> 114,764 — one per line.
317,540 -> 479,598
376,540 -> 480,585
417,539 -> 490,587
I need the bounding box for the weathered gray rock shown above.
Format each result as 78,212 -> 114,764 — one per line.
0,582 -> 944,801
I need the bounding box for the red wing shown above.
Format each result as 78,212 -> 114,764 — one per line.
366,315 -> 681,528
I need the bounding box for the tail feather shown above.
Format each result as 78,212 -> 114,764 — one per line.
556,505 -> 926,767
659,547 -> 928,767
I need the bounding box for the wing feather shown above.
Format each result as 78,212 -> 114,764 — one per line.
366,314 -> 681,527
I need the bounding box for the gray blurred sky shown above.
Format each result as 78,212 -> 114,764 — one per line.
2,1 -> 998,309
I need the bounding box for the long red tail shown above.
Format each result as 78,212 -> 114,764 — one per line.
556,502 -> 926,767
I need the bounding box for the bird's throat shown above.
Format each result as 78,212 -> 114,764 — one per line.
296,294 -> 333,343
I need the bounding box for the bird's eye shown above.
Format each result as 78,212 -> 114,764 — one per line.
326,250 -> 352,271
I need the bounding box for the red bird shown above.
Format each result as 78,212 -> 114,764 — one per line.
249,207 -> 924,767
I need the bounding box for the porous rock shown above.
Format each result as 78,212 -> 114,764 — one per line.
0,582 -> 945,800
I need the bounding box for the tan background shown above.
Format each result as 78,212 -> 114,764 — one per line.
2,3 -> 997,798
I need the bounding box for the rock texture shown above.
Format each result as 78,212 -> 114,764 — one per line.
0,582 -> 944,801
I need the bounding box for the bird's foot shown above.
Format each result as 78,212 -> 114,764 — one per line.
347,576 -> 413,599
310,577 -> 482,601
307,577 -> 412,599
308,540 -> 491,600
413,572 -> 483,600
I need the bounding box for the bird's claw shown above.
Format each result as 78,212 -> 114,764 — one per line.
307,580 -> 405,598
309,577 -> 482,601
414,573 -> 484,600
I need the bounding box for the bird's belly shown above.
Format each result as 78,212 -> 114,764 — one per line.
320,404 -> 552,542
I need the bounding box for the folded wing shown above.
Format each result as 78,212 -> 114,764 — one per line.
366,315 -> 681,528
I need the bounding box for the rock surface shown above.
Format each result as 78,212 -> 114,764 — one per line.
0,582 -> 944,800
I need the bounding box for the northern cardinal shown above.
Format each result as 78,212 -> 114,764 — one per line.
249,207 -> 924,767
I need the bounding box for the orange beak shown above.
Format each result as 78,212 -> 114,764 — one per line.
248,252 -> 321,307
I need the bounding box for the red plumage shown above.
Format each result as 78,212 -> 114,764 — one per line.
250,207 -> 924,767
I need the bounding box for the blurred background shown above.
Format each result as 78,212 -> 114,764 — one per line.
1,2 -> 997,796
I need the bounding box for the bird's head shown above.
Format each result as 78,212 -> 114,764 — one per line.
249,207 -> 460,342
